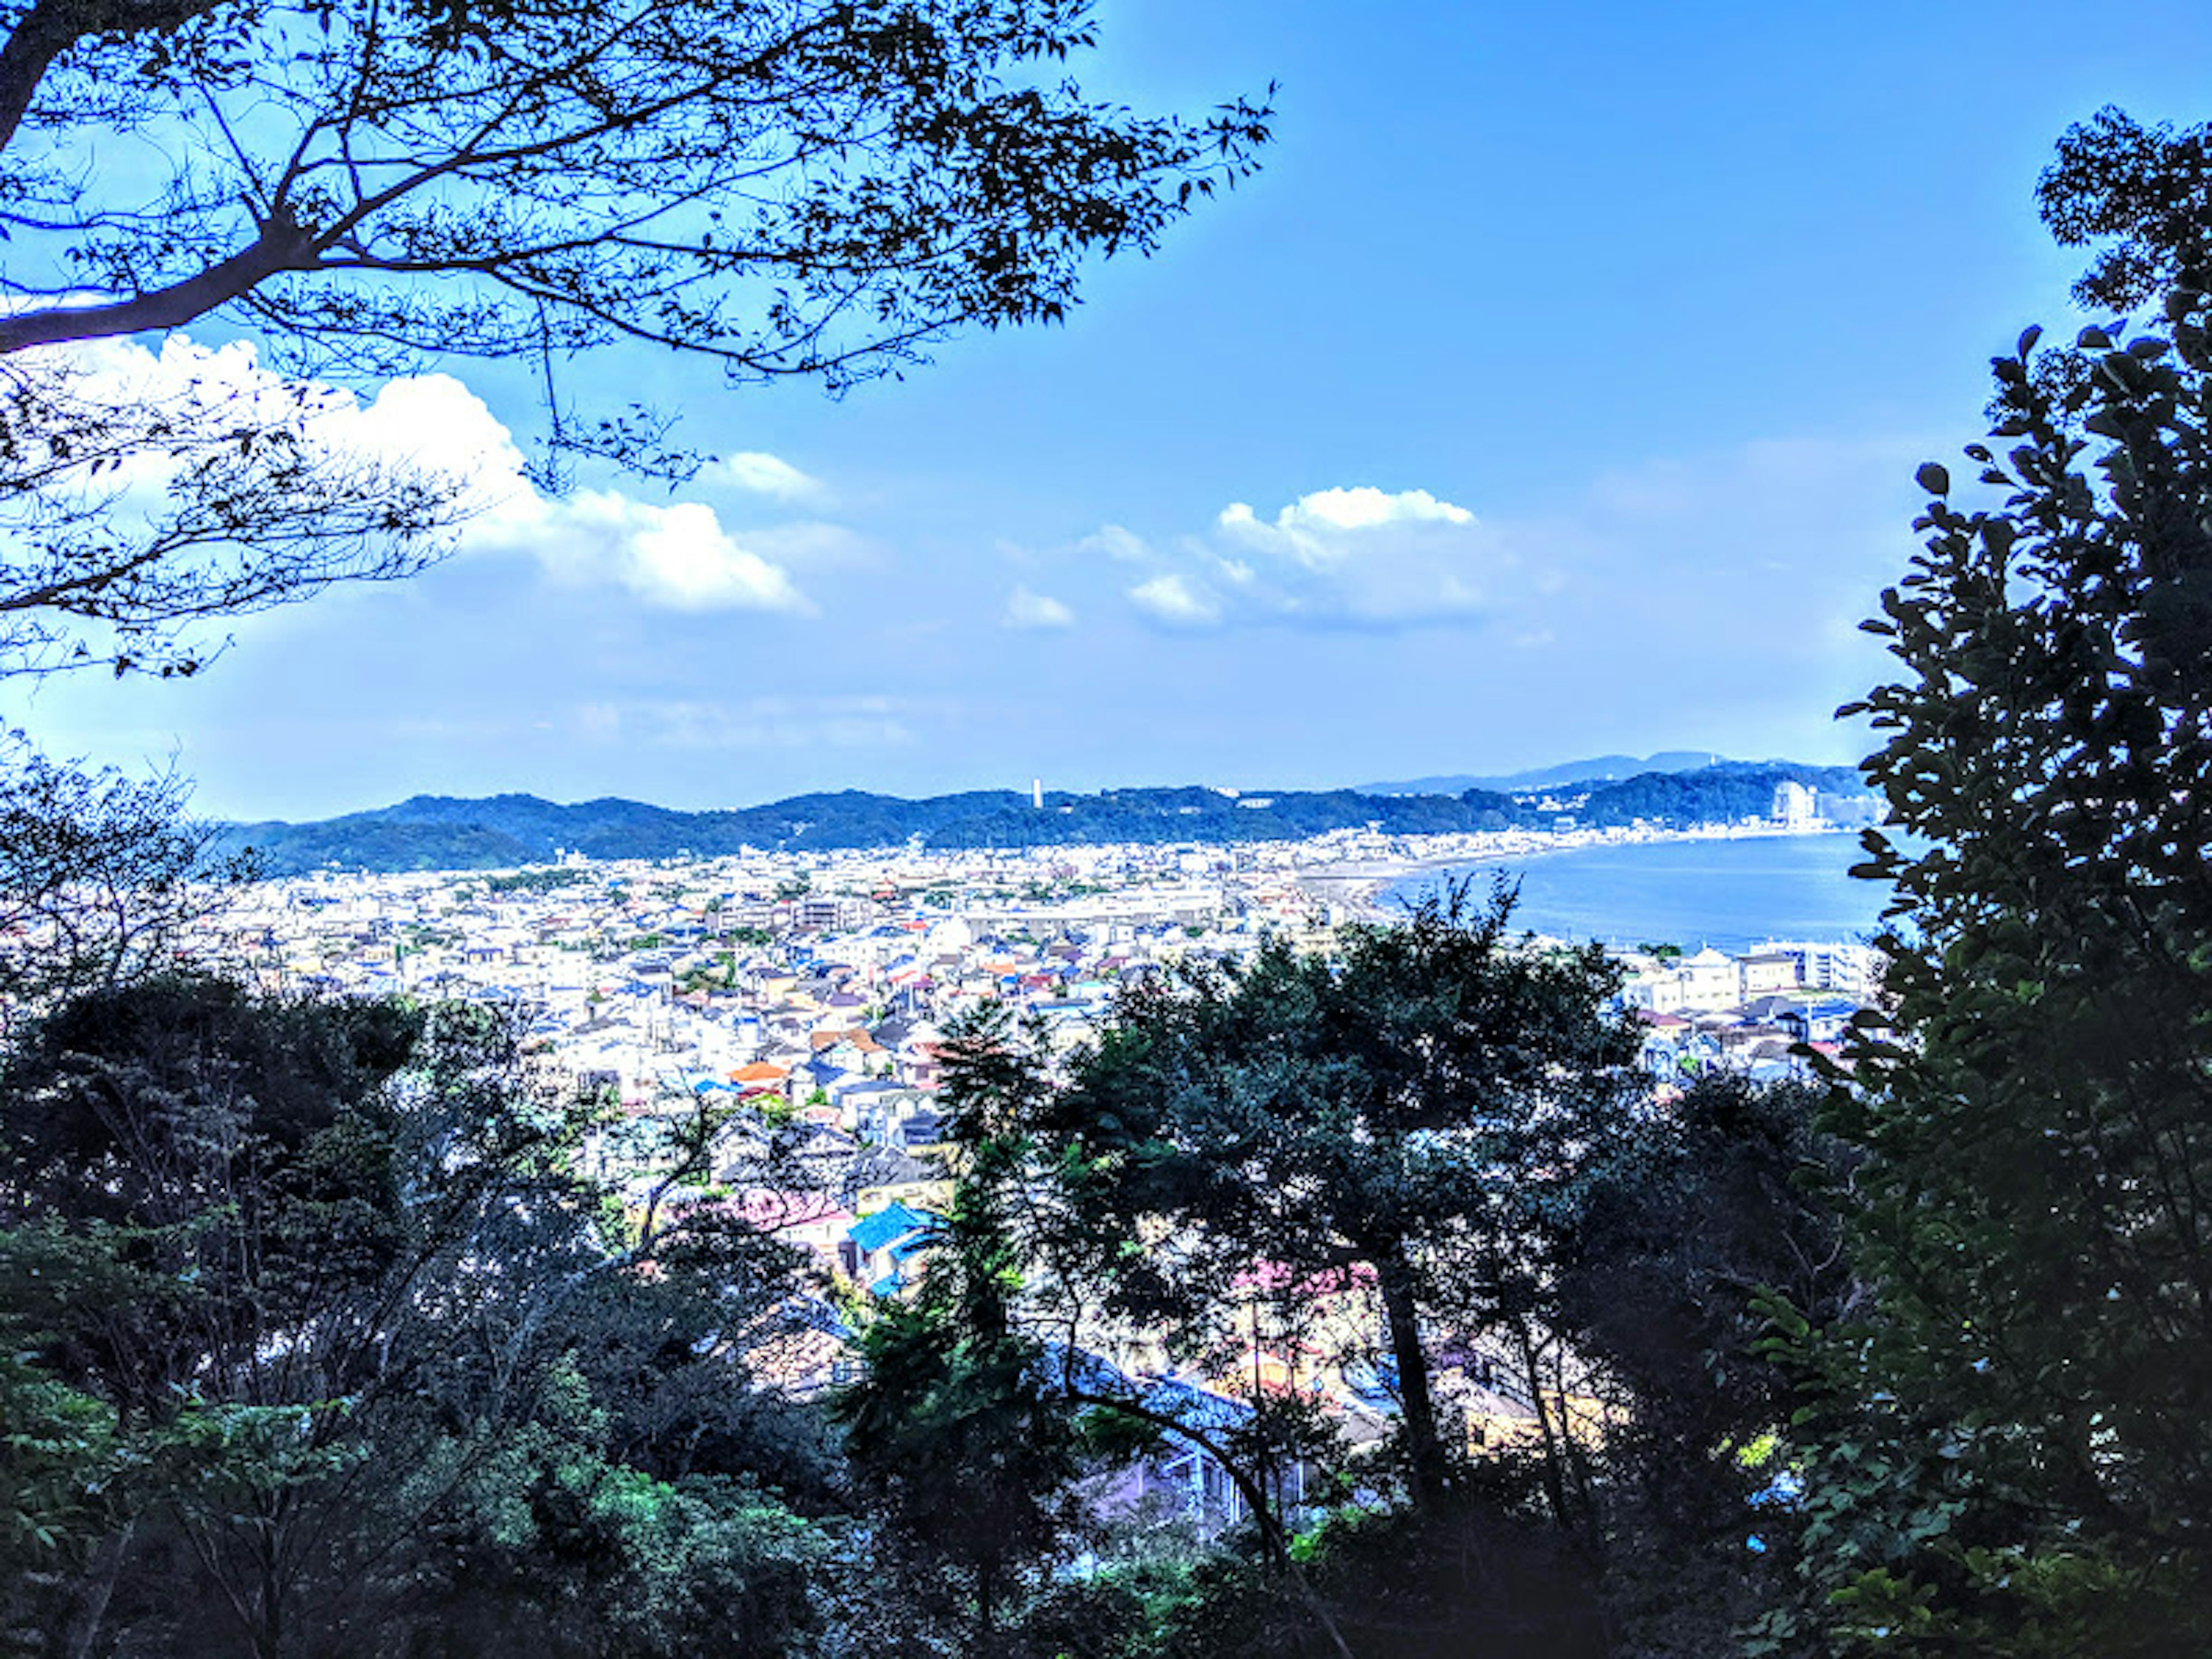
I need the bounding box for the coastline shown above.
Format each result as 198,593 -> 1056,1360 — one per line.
1292,824 -> 1862,924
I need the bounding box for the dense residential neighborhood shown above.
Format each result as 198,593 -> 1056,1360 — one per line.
143,805 -> 1885,1531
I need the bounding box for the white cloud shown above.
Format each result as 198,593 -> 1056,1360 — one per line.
1276,485 -> 1473,532
322,373 -> 820,615
521,494 -> 815,614
1080,523 -> 1153,563
699,450 -> 824,501
1127,572 -> 1224,628
1002,586 -> 1076,630
1123,484 -> 1502,630
11,337 -> 513,523
20,335 -> 821,619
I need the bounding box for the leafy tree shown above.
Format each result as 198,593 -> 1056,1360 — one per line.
0,0 -> 1269,378
0,733 -> 252,1027
0,0 -> 1270,677
1550,1073 -> 1853,1655
834,1008 -> 1092,1653
0,344 -> 460,679
1034,882 -> 1642,1515
1767,108 -> 2212,1656
0,979 -> 825,1659
2039,105 -> 2212,313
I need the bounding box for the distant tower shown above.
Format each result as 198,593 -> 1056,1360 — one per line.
1032,777 -> 1043,810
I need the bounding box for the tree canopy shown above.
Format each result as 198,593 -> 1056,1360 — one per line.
1025,884 -> 1643,1513
0,981 -> 834,1659
0,0 -> 1270,675
1762,104 -> 2212,1658
0,0 -> 1270,377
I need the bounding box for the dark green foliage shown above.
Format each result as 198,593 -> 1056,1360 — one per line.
0,979 -> 827,1659
2039,107 -> 2212,313
1551,1074 -> 1853,1654
483,866 -> 592,895
1567,764 -> 1863,829
1560,1074 -> 1851,1494
1020,1488 -> 1616,1659
0,737 -> 252,1013
834,1007 -> 1094,1653
0,977 -> 422,1421
1035,883 -> 1642,1512
1763,112 -> 2212,1657
821,931 -> 1873,1657
221,817 -> 539,873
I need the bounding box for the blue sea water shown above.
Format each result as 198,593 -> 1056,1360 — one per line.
1383,832 -> 1892,953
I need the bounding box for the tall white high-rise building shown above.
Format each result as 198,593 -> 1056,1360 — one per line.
1773,780 -> 1817,828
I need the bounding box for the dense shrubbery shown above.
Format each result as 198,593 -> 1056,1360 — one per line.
0,982 -> 833,1659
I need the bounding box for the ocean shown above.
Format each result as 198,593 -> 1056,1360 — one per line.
1382,831 -> 1894,953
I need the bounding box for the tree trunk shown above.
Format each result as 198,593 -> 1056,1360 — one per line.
1518,1323 -> 1571,1531
974,1558 -> 997,1654
1377,1257 -> 1446,1510
59,1520 -> 132,1659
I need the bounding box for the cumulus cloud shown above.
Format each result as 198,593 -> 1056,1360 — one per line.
1122,484 -> 1503,630
318,373 -> 821,615
699,450 -> 824,501
26,335 -> 824,619
1248,485 -> 1472,541
1002,585 -> 1076,630
517,494 -> 815,613
1127,572 -> 1224,628
12,336 -> 513,520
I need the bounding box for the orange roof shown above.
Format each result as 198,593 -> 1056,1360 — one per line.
730,1062 -> 790,1083
811,1028 -> 885,1053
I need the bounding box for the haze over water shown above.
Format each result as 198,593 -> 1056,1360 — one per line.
1386,831 -> 1892,954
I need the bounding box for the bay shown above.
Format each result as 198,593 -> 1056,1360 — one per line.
1383,831 -> 1893,954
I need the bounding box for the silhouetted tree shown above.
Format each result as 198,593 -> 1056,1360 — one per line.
1038,883 -> 1642,1514
1764,107 -> 2212,1657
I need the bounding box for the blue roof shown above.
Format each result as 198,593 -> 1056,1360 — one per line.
848,1202 -> 933,1254
869,1272 -> 903,1298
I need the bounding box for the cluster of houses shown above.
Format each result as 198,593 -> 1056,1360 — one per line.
1618,938 -> 1881,1084
184,828 -> 1881,1535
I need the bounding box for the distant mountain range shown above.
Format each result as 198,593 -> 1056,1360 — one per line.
1359,751 -> 1732,795
218,760 -> 1876,877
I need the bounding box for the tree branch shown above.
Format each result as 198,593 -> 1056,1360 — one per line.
0,0 -> 230,154
0,206 -> 323,352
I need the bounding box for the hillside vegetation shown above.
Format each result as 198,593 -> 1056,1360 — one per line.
220,763 -> 1871,874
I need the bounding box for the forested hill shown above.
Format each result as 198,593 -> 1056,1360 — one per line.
218,762 -> 1873,874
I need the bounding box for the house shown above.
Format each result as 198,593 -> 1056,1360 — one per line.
843,1201 -> 938,1296
729,1060 -> 793,1102
1777,998 -> 1858,1045
1738,951 -> 1801,997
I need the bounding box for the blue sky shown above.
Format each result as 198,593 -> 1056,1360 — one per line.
12,0 -> 2212,820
